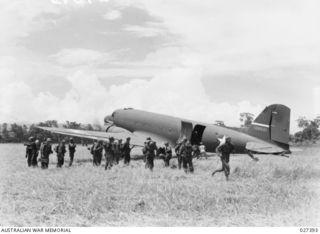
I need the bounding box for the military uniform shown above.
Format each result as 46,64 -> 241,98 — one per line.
31,140 -> 41,167
174,143 -> 183,169
199,143 -> 206,159
192,144 -> 200,159
142,142 -> 148,164
55,142 -> 66,168
68,141 -> 76,167
40,140 -> 53,169
122,139 -> 132,165
25,138 -> 37,167
212,139 -> 234,180
104,139 -> 115,170
180,142 -> 194,173
90,141 -> 97,165
145,140 -> 157,171
114,140 -> 122,165
164,144 -> 172,167
93,141 -> 103,166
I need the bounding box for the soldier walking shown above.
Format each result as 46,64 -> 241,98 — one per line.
114,139 -> 122,165
145,137 -> 158,171
123,137 -> 134,165
93,140 -> 103,166
175,138 -> 186,169
192,144 -> 200,160
68,138 -> 76,167
40,138 -> 53,169
180,140 -> 194,173
55,140 -> 66,168
90,140 -> 98,165
24,136 -> 37,167
199,142 -> 207,159
104,137 -> 115,170
31,139 -> 41,167
212,136 -> 234,181
164,142 -> 172,167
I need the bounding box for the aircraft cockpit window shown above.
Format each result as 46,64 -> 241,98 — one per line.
111,112 -> 115,117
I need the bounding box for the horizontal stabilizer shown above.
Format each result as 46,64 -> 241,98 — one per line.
246,142 -> 287,154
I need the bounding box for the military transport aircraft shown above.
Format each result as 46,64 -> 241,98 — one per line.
37,104 -> 291,156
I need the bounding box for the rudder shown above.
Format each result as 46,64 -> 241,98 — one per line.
248,104 -> 290,150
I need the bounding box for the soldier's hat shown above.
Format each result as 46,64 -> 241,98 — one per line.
28,136 -> 35,141
46,138 -> 52,142
119,139 -> 123,141
146,137 -> 151,141
61,140 -> 66,143
164,142 -> 169,145
109,137 -> 114,141
126,137 -> 131,140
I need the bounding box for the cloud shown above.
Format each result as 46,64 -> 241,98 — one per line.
51,48 -> 111,66
103,9 -> 122,20
124,22 -> 168,37
0,61 -> 262,128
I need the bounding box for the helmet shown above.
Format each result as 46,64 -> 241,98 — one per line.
146,137 -> 151,141
46,138 -> 52,142
28,136 -> 35,141
126,137 -> 131,140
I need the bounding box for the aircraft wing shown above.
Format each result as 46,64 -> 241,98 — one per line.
245,142 -> 287,154
36,126 -> 145,147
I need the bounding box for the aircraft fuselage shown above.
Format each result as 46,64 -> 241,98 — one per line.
107,108 -> 277,153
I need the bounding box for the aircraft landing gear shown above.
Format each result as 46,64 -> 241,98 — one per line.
246,150 -> 259,162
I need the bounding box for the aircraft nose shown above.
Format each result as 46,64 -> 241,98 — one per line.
104,115 -> 113,124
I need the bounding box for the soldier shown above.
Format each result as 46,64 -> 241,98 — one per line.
199,142 -> 207,159
192,144 -> 200,160
142,142 -> 148,164
40,138 -> 53,169
55,140 -> 66,168
68,138 -> 76,167
90,140 -> 98,165
180,140 -> 194,173
93,140 -> 103,166
145,137 -> 158,171
212,136 -> 234,181
164,142 -> 172,167
24,136 -> 37,167
114,139 -> 122,165
123,137 -> 134,165
175,138 -> 186,169
104,137 -> 115,170
31,139 -> 41,167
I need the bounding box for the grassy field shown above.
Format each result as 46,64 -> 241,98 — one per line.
0,144 -> 319,226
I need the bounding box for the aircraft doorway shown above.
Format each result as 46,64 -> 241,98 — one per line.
180,121 -> 193,141
190,125 -> 206,145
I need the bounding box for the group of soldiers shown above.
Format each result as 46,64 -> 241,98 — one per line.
24,135 -> 236,180
89,137 -> 134,170
24,137 -> 76,169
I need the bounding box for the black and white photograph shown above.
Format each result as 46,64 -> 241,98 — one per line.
0,0 -> 319,230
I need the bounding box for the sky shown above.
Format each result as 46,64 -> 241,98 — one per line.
0,0 -> 320,133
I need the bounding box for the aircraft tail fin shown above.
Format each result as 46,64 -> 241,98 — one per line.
248,104 -> 290,150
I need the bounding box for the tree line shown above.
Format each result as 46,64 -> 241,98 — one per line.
0,120 -> 102,144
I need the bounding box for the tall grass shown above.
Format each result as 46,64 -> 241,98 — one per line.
0,144 -> 319,226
